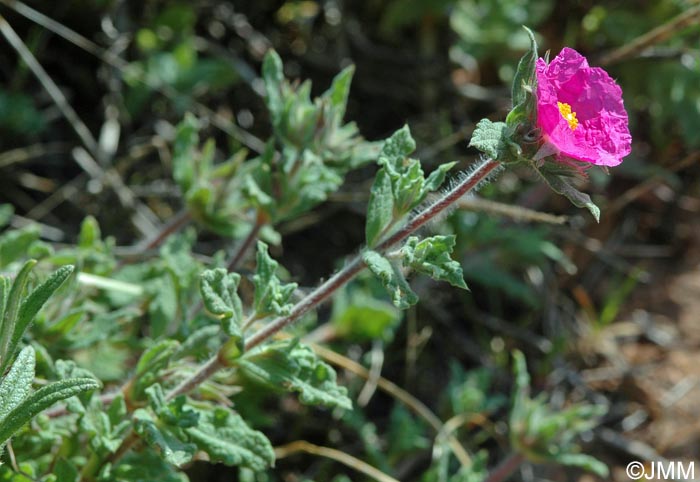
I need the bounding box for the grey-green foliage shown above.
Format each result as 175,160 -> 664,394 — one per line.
200,268 -> 243,346
171,49 -> 379,237
0,260 -> 75,375
133,384 -> 274,471
509,351 -> 608,477
365,125 -> 454,246
399,235 -> 468,290
236,339 -> 352,410
0,346 -> 100,455
362,250 -> 418,310
252,241 -> 297,318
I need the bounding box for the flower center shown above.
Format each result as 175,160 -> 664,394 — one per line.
557,101 -> 579,131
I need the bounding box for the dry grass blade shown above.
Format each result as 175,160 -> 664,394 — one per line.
0,0 -> 265,153
274,440 -> 401,482
599,4 -> 700,66
311,343 -> 474,468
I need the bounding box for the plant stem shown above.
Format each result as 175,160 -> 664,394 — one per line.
227,211 -> 266,272
244,157 -> 500,350
104,157 -> 500,468
166,355 -> 223,401
483,453 -> 525,482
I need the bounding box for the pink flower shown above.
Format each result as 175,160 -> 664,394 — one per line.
535,47 -> 631,167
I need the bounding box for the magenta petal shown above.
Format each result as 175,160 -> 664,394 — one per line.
535,48 -> 631,167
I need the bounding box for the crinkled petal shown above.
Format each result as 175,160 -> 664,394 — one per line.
536,47 -> 631,167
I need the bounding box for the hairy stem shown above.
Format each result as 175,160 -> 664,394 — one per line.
244,158 -> 500,350
105,158 -> 500,468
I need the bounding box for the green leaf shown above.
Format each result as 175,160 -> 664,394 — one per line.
534,165 -> 601,222
186,404 -> 275,471
378,125 -> 416,169
365,168 -> 395,247
54,458 -> 80,482
0,346 -> 35,422
554,453 -> 609,477
362,250 -> 418,309
172,113 -> 199,193
507,26 -> 538,127
262,50 -> 284,128
0,260 -> 36,373
237,339 -> 351,410
400,235 -> 468,289
133,408 -> 195,467
200,268 -> 243,344
78,216 -> 101,249
200,268 -> 242,321
145,385 -> 199,429
99,451 -> 190,482
147,275 -> 177,339
332,293 -> 401,342
423,162 -> 456,193
0,204 -> 13,228
323,64 -> 355,119
0,377 -> 100,448
132,340 -> 180,401
0,225 -> 41,267
468,119 -> 509,161
12,265 -> 74,358
253,242 -> 297,317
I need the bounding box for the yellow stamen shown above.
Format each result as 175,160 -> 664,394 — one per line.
557,101 -> 579,131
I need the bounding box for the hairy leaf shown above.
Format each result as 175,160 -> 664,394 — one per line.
237,340 -> 351,410
0,346 -> 35,422
0,377 -> 100,448
468,119 -> 509,161
132,340 -> 180,401
365,168 -> 394,247
253,242 -> 297,317
133,408 -> 195,467
186,404 -> 275,471
362,250 -> 418,309
200,268 -> 243,344
534,165 -> 601,222
400,235 -> 468,289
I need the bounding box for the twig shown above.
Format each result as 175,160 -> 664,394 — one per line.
0,14 -> 99,157
458,197 -> 568,225
245,158 -> 501,351
274,440 -> 400,482
599,5 -> 700,66
141,209 -> 192,251
483,453 -> 525,482
0,0 -> 265,153
227,211 -> 266,272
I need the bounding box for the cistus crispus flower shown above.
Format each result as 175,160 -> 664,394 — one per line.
535,47 -> 632,167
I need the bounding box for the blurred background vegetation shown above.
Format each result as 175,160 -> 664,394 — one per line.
1,0 -> 699,481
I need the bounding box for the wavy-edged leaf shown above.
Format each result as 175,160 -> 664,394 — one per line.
132,340 -> 180,401
200,268 -> 243,353
186,405 -> 274,471
362,250 -> 418,309
253,242 -> 297,317
400,235 -> 467,289
133,408 -> 195,467
237,340 -> 351,410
